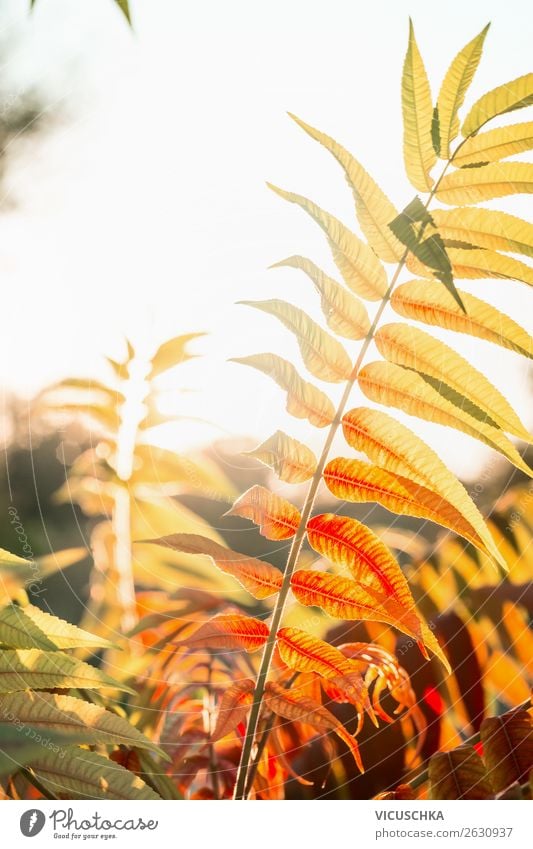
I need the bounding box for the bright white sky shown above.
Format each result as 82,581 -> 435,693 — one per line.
0,0 -> 532,480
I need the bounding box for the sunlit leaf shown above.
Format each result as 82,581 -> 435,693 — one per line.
305,514 -> 446,664
436,24 -> 490,157
375,323 -> 532,442
402,20 -> 436,191
391,279 -> 533,358
432,207 -> 533,258
0,691 -> 164,757
358,360 -> 532,474
226,485 -> 301,540
0,650 -> 133,694
288,113 -> 403,262
211,679 -> 255,742
445,247 -> 533,287
175,613 -> 269,653
454,121 -> 533,166
231,354 -> 334,427
268,184 -> 388,300
437,162 -> 533,204
246,430 -> 317,484
265,681 -> 363,772
481,711 -> 533,794
323,457 -> 492,555
28,748 -> 161,800
276,627 -> 357,680
271,256 -> 370,340
239,299 -> 352,382
462,72 -> 533,137
290,571 -> 434,660
149,333 -> 205,379
341,407 -> 504,568
0,723 -> 83,778
429,746 -> 493,799
140,533 -> 283,599
0,604 -> 115,651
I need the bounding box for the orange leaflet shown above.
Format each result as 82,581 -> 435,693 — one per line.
264,681 -> 364,772
276,627 -> 356,680
306,514 -> 421,625
140,533 -> 283,599
211,679 -> 255,742
275,628 -> 370,720
304,514 -> 449,667
226,485 -> 301,540
175,613 -> 269,653
323,456 -> 489,556
291,569 -> 416,632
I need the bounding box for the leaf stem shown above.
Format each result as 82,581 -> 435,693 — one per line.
233,144 -> 466,800
233,255 -> 411,799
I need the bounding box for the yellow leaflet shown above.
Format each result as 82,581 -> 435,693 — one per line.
436,25 -> 489,158
239,299 -> 352,382
375,322 -> 532,442
437,162 -> 533,204
246,430 -> 317,484
453,122 -> 533,166
358,360 -> 532,476
341,406 -> 505,569
462,72 -> 533,137
402,20 -> 436,191
432,207 -> 533,259
271,256 -> 370,340
231,353 -> 335,427
391,279 -> 533,359
288,114 -> 403,262
268,184 -> 387,300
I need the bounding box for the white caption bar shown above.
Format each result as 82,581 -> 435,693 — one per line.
4,800 -> 531,848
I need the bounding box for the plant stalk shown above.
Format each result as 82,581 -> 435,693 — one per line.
234,143 -> 467,800
233,259 -> 408,799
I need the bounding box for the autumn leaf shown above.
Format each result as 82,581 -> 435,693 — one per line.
323,456 -> 491,556
175,613 -> 269,653
391,279 -> 533,359
481,711 -> 533,794
268,184 -> 388,300
265,681 -> 363,772
287,114 -> 403,262
0,650 -> 133,694
149,333 -> 205,379
437,162 -> 533,205
402,20 -> 436,191
211,679 -> 255,742
276,627 -> 357,680
357,360 -> 532,475
271,256 -> 370,340
246,430 -> 317,484
375,323 -> 532,442
231,353 -> 334,427
435,24 -> 489,157
341,407 -> 504,569
225,485 -> 301,540
462,72 -> 533,137
0,604 -> 115,651
28,748 -> 161,800
239,299 -> 352,382
140,532 -> 283,599
429,746 -> 493,799
304,514 -> 446,664
0,691 -> 165,758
